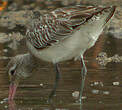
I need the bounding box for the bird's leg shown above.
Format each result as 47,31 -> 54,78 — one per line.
79,55 -> 87,104
48,63 -> 61,102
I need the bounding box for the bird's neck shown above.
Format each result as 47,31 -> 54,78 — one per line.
21,53 -> 40,77
26,53 -> 40,68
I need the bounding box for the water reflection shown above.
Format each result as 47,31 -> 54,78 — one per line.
8,101 -> 16,110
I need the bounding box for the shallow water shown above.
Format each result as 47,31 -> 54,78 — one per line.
0,33 -> 122,110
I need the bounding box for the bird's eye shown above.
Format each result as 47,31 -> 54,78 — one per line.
9,64 -> 17,76
10,69 -> 15,75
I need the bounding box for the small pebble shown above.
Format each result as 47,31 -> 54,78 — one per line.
8,33 -> 12,37
94,82 -> 99,85
113,82 -> 120,86
81,96 -> 87,99
0,101 -> 4,104
4,105 -> 8,109
92,89 -> 99,94
100,82 -> 104,87
40,83 -> 43,87
90,81 -> 104,87
3,49 -> 8,53
0,98 -> 8,104
103,91 -> 110,95
3,98 -> 8,101
72,91 -> 79,98
90,83 -> 94,86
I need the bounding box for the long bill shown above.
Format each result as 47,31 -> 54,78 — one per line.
8,82 -> 18,101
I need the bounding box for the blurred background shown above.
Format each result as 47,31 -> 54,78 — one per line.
0,0 -> 122,110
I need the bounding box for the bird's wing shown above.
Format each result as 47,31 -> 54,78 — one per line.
26,5 -> 104,49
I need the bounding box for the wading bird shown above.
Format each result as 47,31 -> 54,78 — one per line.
7,5 -> 116,103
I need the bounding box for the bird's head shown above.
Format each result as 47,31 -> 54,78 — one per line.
7,54 -> 35,101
